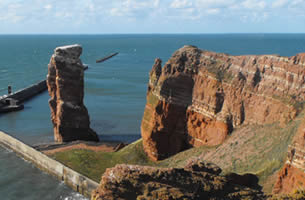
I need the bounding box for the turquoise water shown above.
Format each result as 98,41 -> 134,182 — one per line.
0,34 -> 305,199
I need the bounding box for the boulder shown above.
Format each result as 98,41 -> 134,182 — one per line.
91,160 -> 265,200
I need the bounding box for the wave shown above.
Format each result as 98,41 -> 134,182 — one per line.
61,192 -> 88,200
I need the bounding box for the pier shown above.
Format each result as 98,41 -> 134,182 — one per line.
0,66 -> 89,113
96,52 -> 118,63
0,80 -> 47,102
0,80 -> 47,113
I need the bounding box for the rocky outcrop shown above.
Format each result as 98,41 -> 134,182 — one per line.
273,117 -> 305,194
47,44 -> 99,142
91,159 -> 265,200
273,164 -> 305,194
142,45 -> 305,161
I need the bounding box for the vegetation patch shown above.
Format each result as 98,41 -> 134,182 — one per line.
51,139 -> 216,182
51,140 -> 156,182
51,111 -> 304,194
269,190 -> 305,200
146,92 -> 159,106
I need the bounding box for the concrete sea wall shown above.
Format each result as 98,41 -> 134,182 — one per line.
0,80 -> 47,102
0,131 -> 99,198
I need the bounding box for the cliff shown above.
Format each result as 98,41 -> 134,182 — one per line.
91,159 -> 265,200
47,44 -> 99,142
142,45 -> 305,161
273,116 -> 305,194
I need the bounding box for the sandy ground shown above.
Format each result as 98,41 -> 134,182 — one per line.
33,140 -> 126,156
42,143 -> 116,155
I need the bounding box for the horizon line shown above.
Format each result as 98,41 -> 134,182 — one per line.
0,32 -> 305,35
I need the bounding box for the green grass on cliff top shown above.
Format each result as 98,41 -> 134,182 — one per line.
51,138 -> 216,182
51,111 -> 303,190
50,139 -> 155,182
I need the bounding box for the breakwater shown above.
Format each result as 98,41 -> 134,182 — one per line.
0,131 -> 99,198
0,80 -> 47,113
0,65 -> 88,113
0,66 -> 89,113
96,52 -> 119,63
0,80 -> 47,103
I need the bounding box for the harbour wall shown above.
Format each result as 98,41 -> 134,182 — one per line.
0,66 -> 89,104
0,131 -> 99,198
0,80 -> 47,103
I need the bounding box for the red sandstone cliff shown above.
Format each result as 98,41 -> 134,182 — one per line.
47,44 -> 99,142
142,45 -> 305,161
91,159 -> 265,200
273,117 -> 305,194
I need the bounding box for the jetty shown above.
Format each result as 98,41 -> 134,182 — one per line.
0,66 -> 89,114
1,80 -> 47,103
0,80 -> 46,113
96,52 -> 118,63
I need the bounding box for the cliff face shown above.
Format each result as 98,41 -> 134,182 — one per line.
142,45 -> 305,161
91,159 -> 265,200
47,44 -> 99,142
273,117 -> 305,194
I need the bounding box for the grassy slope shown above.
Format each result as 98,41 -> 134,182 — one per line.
51,112 -> 304,191
51,140 -> 155,182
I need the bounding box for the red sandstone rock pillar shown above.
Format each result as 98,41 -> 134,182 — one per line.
47,44 -> 99,142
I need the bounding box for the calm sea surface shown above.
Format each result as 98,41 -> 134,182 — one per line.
0,34 -> 305,199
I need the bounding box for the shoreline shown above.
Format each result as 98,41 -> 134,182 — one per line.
0,130 -> 100,198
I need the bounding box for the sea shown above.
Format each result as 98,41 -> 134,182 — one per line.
0,34 -> 305,200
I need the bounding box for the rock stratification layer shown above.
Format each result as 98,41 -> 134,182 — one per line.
142,45 -> 305,161
91,160 -> 265,200
47,44 -> 99,142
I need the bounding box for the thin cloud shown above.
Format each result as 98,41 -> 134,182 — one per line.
0,0 -> 304,33
170,0 -> 193,9
272,0 -> 288,8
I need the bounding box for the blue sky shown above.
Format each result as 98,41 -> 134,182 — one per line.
0,0 -> 304,34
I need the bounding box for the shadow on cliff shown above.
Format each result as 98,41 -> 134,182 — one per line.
155,74 -> 194,158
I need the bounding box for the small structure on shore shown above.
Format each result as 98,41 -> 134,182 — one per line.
8,85 -> 12,95
0,85 -> 23,113
0,98 -> 24,113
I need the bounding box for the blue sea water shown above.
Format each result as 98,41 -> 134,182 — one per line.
0,34 -> 305,199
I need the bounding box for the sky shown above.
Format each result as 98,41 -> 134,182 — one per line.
0,0 -> 304,34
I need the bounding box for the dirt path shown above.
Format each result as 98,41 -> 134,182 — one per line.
42,142 -> 117,156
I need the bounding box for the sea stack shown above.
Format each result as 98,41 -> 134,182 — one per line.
47,44 -> 99,142
142,45 -> 305,161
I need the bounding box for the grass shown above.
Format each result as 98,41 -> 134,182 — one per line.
272,94 -> 305,113
51,140 -> 156,182
146,91 -> 159,106
51,138 -> 218,182
51,111 -> 304,193
211,112 -> 303,193
269,190 -> 305,200
203,59 -> 235,83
